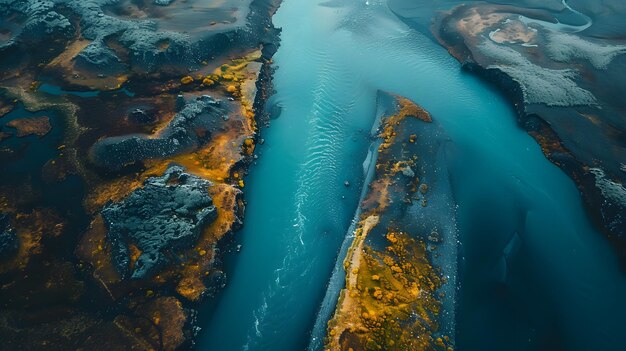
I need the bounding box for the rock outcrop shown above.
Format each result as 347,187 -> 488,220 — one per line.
0,0 -> 73,52
91,95 -> 225,169
102,164 -> 217,279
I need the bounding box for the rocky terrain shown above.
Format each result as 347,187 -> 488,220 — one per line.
326,94 -> 454,351
90,96 -> 227,169
0,0 -> 280,349
102,164 -> 218,279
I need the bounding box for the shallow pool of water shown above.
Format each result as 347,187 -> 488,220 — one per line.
0,104 -> 62,178
38,83 -> 135,98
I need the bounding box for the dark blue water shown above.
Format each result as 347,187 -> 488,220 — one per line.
0,104 -> 62,179
197,1 -> 626,350
38,83 -> 135,97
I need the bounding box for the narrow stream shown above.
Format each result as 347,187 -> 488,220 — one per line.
197,0 -> 626,350
518,0 -> 592,33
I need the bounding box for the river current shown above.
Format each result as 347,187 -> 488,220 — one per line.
197,1 -> 626,350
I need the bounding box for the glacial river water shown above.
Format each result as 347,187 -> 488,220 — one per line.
197,1 -> 626,350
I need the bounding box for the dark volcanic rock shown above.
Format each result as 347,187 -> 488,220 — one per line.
66,0 -> 195,72
0,0 -> 194,71
0,0 -> 73,52
128,107 -> 156,123
91,95 -> 225,169
75,40 -> 124,73
102,164 -> 217,279
0,213 -> 17,257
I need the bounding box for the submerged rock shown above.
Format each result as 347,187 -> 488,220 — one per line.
101,164 -> 217,279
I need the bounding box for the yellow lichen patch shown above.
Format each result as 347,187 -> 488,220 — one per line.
128,244 -> 142,271
242,138 -> 255,156
84,175 -> 143,214
378,96 -> 431,152
390,160 -> 415,175
0,209 -> 66,274
159,134 -> 241,182
157,39 -> 170,52
76,214 -> 123,298
180,76 -> 194,85
176,272 -> 209,302
167,183 -> 242,302
205,183 -> 242,241
208,51 -> 263,132
402,98 -> 429,120
327,231 -> 446,351
325,96 -> 449,351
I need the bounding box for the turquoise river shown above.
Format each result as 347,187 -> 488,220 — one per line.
198,0 -> 626,350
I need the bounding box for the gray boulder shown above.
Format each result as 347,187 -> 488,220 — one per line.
101,164 -> 217,279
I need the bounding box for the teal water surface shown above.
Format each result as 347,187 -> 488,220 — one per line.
197,1 -> 626,350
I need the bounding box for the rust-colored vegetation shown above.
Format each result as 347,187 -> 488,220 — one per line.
326,96 -> 452,351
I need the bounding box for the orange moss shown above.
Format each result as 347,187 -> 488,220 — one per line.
378,96 -> 431,152
180,76 -> 194,85
85,176 -> 143,214
172,183 -> 243,301
76,214 -> 123,298
325,96 -> 448,351
0,209 -> 65,274
326,231 -> 447,351
136,297 -> 187,350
